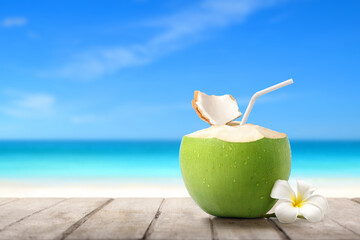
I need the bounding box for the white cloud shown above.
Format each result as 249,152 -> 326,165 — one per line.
0,90 -> 56,118
1,17 -> 27,27
57,48 -> 148,79
53,0 -> 283,79
70,115 -> 98,124
15,94 -> 55,110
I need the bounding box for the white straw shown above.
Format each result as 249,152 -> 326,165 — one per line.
240,79 -> 294,126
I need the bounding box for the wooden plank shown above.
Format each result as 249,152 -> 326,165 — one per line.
272,217 -> 359,240
0,198 -> 64,230
0,198 -> 111,240
67,198 -> 163,240
327,198 -> 360,236
148,198 -> 212,240
0,198 -> 17,206
269,198 -> 360,239
272,216 -> 359,240
212,218 -> 284,240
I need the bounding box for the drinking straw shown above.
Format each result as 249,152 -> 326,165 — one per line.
240,79 -> 294,126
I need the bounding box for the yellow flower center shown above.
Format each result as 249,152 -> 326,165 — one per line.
292,195 -> 304,208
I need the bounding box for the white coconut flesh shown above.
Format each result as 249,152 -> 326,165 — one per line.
193,91 -> 242,125
186,121 -> 287,143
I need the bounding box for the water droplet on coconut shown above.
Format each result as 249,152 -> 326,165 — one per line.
244,161 -> 248,165
256,183 -> 260,187
260,196 -> 264,200
207,184 -> 211,188
233,178 -> 236,183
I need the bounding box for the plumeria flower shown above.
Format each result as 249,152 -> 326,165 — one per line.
270,179 -> 328,223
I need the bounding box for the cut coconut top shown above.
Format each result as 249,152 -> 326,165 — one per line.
192,91 -> 242,125
186,121 -> 287,143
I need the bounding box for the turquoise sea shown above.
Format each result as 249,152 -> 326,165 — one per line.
0,140 -> 359,180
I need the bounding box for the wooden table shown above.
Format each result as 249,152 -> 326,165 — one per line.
0,198 -> 359,240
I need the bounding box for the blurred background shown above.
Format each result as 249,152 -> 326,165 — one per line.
0,0 -> 359,197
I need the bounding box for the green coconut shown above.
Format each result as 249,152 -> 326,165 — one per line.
180,122 -> 291,218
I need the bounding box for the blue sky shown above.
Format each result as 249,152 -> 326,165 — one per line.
0,0 -> 359,140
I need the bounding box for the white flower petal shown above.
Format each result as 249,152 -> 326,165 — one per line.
299,203 -> 323,223
296,180 -> 316,201
275,202 -> 299,223
271,180 -> 296,201
305,194 -> 328,214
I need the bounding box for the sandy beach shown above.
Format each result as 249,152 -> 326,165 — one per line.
1,178 -> 359,198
